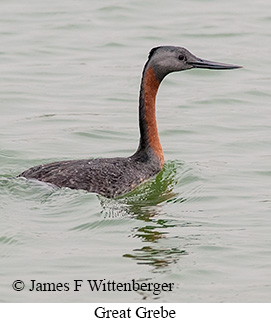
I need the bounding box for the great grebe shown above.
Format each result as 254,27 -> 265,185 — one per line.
18,46 -> 241,197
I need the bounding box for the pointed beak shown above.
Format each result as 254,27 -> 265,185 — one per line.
189,57 -> 242,70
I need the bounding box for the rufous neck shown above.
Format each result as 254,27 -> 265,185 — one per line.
138,66 -> 164,166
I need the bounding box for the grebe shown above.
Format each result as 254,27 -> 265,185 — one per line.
18,46 -> 241,198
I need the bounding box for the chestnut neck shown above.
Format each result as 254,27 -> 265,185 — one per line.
136,65 -> 164,167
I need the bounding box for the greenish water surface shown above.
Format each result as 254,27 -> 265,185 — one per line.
1,0 -> 271,302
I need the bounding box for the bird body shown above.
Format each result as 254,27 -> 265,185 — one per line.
19,150 -> 161,198
18,46 -> 241,198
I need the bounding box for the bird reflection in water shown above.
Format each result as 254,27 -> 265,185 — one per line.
100,162 -> 188,270
123,213 -> 188,270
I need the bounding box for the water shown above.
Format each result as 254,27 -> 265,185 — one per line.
1,0 -> 271,302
